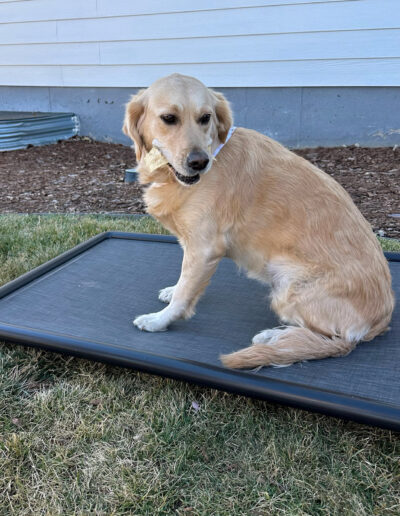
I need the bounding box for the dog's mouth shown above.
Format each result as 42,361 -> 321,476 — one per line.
168,165 -> 201,186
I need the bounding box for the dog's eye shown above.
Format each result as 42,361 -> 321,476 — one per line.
160,114 -> 178,125
199,113 -> 211,125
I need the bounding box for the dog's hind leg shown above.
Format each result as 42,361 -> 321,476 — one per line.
221,287 -> 369,369
220,325 -> 357,369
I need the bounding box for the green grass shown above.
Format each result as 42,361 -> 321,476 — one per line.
378,236 -> 400,253
0,214 -> 399,515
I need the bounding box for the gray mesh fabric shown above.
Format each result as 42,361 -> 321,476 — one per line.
0,236 -> 398,408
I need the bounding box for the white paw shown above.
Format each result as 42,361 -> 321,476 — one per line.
133,312 -> 168,332
158,285 -> 175,304
252,328 -> 288,344
252,329 -> 276,344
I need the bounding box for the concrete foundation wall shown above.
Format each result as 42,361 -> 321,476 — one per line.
1,86 -> 399,148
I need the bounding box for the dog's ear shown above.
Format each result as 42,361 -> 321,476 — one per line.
212,91 -> 233,143
123,89 -> 147,161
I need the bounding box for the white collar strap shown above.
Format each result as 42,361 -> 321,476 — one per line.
213,126 -> 236,157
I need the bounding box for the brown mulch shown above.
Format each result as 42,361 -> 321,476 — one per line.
0,137 -> 145,215
0,137 -> 399,238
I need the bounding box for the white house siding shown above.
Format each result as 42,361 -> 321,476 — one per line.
0,0 -> 399,87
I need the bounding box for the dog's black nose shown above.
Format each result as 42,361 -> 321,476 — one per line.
187,151 -> 209,172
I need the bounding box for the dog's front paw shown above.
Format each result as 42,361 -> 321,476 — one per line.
133,312 -> 169,332
158,285 -> 175,304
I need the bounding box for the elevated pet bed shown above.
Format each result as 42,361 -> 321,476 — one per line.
0,232 -> 398,430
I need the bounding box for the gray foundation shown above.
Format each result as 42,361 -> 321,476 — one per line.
1,86 -> 399,148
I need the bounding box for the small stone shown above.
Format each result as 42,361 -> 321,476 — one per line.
191,401 -> 200,412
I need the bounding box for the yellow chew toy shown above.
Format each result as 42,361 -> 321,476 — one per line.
144,147 -> 169,172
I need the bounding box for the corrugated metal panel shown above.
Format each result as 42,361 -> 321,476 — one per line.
0,111 -> 80,151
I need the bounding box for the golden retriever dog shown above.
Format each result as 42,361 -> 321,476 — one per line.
123,73 -> 394,369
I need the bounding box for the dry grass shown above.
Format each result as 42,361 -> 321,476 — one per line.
0,214 -> 399,515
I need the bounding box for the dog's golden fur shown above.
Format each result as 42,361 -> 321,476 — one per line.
123,73 -> 394,369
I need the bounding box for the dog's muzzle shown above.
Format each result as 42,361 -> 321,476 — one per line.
170,150 -> 210,186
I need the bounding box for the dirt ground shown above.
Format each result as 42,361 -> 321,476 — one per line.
0,136 -> 399,238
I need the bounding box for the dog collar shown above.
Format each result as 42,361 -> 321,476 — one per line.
213,126 -> 236,157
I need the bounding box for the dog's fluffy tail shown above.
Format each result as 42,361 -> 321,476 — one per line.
220,326 -> 358,369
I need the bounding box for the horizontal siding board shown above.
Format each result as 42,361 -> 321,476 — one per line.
1,29 -> 399,65
1,59 -> 399,87
100,30 -> 400,64
0,0 -> 397,45
61,60 -> 400,87
0,20 -> 57,44
0,0 -> 97,24
58,2 -> 400,44
0,65 -> 62,86
97,0 -> 356,18
0,42 -> 100,65
0,0 -> 356,24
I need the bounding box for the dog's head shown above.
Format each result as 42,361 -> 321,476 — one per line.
123,74 -> 233,186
